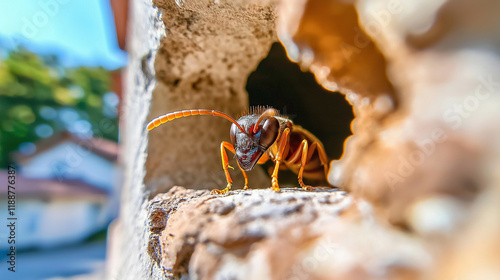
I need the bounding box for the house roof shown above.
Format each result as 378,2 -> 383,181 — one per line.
0,170 -> 108,201
14,131 -> 119,165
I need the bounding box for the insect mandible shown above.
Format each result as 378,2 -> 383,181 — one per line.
147,107 -> 330,194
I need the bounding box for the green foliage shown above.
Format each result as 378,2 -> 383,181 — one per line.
0,48 -> 118,168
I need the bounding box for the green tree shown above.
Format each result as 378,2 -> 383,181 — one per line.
0,48 -> 119,168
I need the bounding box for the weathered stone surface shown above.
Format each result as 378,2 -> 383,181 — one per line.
146,0 -> 277,194
109,1 -> 280,279
432,171 -> 500,280
107,0 -> 165,279
147,187 -> 430,279
278,0 -> 500,225
278,0 -> 395,101
112,0 -> 500,279
276,0 -> 500,279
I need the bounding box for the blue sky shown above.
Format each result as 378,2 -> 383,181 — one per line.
0,0 -> 127,69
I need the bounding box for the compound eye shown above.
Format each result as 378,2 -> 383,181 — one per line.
259,117 -> 279,149
230,123 -> 238,145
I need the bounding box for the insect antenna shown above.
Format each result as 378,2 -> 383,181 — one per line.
147,109 -> 246,134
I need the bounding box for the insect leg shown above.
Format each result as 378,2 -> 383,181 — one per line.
270,128 -> 290,192
297,139 -> 315,191
296,140 -> 329,190
211,141 -> 249,195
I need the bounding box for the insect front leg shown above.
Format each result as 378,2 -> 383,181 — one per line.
211,141 -> 249,195
270,128 -> 290,192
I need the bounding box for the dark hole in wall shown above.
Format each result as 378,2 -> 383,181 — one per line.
246,42 -> 354,184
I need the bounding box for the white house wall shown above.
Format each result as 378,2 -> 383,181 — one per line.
0,199 -> 106,250
20,141 -> 116,192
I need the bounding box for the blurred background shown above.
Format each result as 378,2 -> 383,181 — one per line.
0,0 -> 128,279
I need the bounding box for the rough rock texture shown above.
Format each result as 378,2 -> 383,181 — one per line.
278,0 -> 395,101
147,187 -> 430,280
114,0 -> 500,279
276,0 -> 500,278
145,0 -> 277,194
109,1 -> 283,279
278,0 -> 500,225
107,0 -> 165,279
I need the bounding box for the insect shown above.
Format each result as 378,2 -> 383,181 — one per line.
147,107 -> 330,194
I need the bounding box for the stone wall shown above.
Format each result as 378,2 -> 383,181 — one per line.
111,0 -> 500,279
146,0 -> 277,194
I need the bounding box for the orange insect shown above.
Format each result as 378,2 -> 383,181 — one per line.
147,107 -> 330,194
